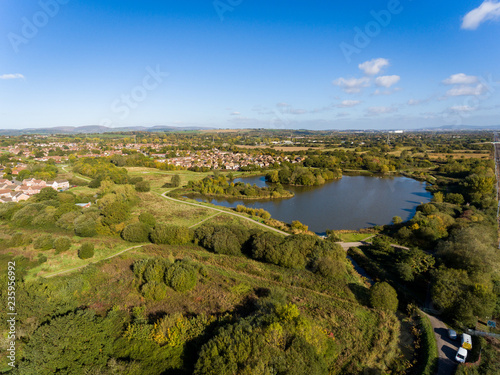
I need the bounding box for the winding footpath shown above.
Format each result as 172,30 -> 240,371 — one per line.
44,244 -> 145,278
160,192 -> 290,236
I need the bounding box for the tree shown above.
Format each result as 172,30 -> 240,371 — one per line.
18,310 -> 124,375
78,242 -> 95,259
135,181 -> 150,192
171,174 -> 181,187
370,282 -> 398,313
121,222 -> 150,243
54,236 -> 72,253
392,216 -> 402,225
36,187 -> 59,202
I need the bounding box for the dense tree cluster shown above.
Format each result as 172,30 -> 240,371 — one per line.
186,175 -> 293,199
266,165 -> 341,186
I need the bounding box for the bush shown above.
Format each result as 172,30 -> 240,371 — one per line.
54,237 -> 72,253
33,234 -> 54,251
171,175 -> 181,187
150,224 -> 191,245
135,181 -> 151,192
141,281 -> 168,300
138,212 -> 156,227
165,261 -> 197,292
121,222 -> 150,243
74,215 -> 97,237
10,233 -> 31,247
78,243 -> 95,259
370,282 -> 398,313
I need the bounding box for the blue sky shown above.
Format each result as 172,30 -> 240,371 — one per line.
1,0 -> 500,130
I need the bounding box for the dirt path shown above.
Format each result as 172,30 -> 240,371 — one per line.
425,313 -> 459,375
43,244 -> 145,278
61,165 -> 92,182
161,192 -> 291,236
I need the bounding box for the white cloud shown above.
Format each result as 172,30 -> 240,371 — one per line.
462,1 -> 500,30
366,106 -> 398,116
276,102 -> 290,108
373,87 -> 402,96
375,75 -> 400,88
332,77 -> 370,94
408,99 -> 424,105
358,58 -> 389,75
337,100 -> 361,108
449,105 -> 478,112
0,73 -> 25,80
446,83 -> 487,96
230,111 -> 241,116
290,109 -> 307,115
443,73 -> 478,85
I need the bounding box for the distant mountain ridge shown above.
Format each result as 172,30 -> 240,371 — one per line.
0,125 -> 213,135
1,124 -> 499,135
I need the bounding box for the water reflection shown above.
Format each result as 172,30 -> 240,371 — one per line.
193,175 -> 431,233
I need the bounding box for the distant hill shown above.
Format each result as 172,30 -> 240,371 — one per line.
0,125 -> 213,135
418,124 -> 500,131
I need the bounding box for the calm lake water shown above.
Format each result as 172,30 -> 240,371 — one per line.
193,175 -> 431,233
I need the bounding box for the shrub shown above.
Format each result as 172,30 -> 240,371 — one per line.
171,175 -> 181,187
74,215 -> 97,237
150,224 -> 191,245
165,261 -> 197,292
313,256 -> 345,278
143,259 -> 170,283
121,222 -> 150,243
128,176 -> 144,184
138,212 -> 156,227
78,243 -> 95,259
370,282 -> 398,313
33,234 -> 54,251
135,181 -> 151,192
141,281 -> 168,301
54,237 -> 72,253
10,233 -> 31,247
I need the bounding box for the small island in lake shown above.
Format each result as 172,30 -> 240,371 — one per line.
183,174 -> 294,199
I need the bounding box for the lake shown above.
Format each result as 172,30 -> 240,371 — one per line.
193,175 -> 432,233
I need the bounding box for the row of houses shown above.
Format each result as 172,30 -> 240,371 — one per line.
0,178 -> 70,204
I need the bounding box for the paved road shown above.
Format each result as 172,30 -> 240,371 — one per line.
425,313 -> 459,375
161,192 -> 291,236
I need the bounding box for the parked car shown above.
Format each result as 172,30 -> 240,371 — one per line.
448,329 -> 457,340
455,347 -> 468,363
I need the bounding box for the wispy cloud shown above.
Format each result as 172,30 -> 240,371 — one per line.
366,106 -> 398,116
230,111 -> 241,116
332,77 -> 370,94
337,100 -> 361,108
449,105 -> 478,112
446,84 -> 487,96
375,75 -> 400,88
0,73 -> 25,80
462,1 -> 500,30
442,73 -> 478,85
358,58 -> 389,76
